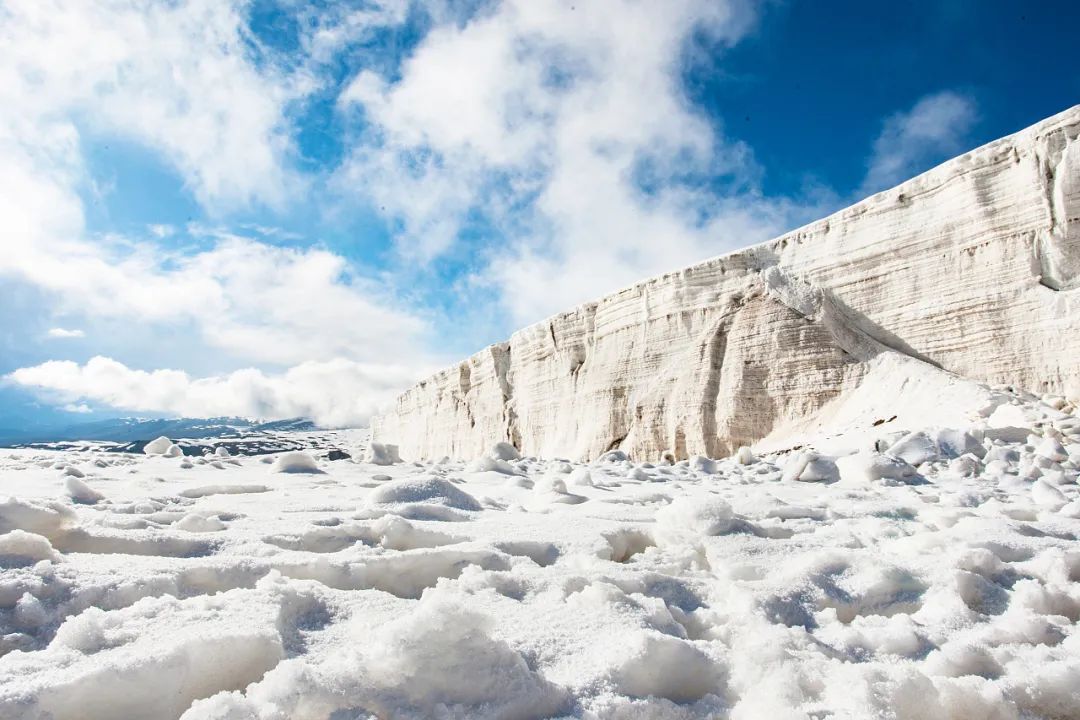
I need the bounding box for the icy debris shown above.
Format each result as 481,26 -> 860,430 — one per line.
142,436 -> 174,455
690,456 -> 718,474
656,496 -> 738,541
1032,480 -> 1068,509
0,529 -> 59,563
368,477 -> 482,512
489,442 -> 521,461
934,428 -> 987,459
1036,437 -> 1069,463
0,497 -> 76,540
836,452 -> 918,485
65,476 -> 104,505
214,446 -> 231,458
610,632 -> 723,703
272,452 -> 322,474
566,467 -> 593,486
783,451 -> 839,482
735,446 -> 756,465
175,513 -> 226,533
467,455 -> 522,475
365,442 -> 402,466
886,431 -> 939,466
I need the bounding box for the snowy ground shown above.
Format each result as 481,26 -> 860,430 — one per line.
1,399 -> 1080,719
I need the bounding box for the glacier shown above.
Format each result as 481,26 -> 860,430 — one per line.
373,105 -> 1080,462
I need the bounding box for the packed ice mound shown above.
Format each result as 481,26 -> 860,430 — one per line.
271,452 -> 322,474
367,477 -> 482,521
143,436 -> 182,457
364,442 -> 402,466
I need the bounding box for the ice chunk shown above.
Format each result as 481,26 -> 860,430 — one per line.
886,431 -> 939,466
656,496 -> 737,540
690,456 -> 718,473
837,452 -> 917,485
0,529 -> 59,563
143,436 -> 174,455
784,451 -> 839,482
0,497 -> 76,540
1032,479 -> 1068,509
735,446 -> 757,465
934,429 -> 986,459
610,632 -> 722,702
489,442 -> 521,461
1035,437 -> 1068,463
65,476 -> 104,505
365,442 -> 403,466
467,455 -> 521,475
175,513 -> 226,533
272,452 -> 323,474
368,477 -> 482,512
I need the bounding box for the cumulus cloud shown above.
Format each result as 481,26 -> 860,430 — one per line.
0,0 -> 305,210
860,91 -> 978,196
46,328 -> 85,339
7,356 -> 425,427
0,0 -> 441,422
337,0 -> 800,326
16,233 -> 432,367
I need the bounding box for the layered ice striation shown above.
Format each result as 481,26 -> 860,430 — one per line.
373,106 -> 1080,461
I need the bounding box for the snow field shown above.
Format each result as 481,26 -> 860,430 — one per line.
0,403 -> 1078,718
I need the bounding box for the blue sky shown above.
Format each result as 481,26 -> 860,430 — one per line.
1,0 -> 1077,430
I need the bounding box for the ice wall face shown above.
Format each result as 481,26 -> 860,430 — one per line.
373,106 -> 1080,461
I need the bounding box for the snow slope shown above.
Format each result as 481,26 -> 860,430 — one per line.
2,392 -> 1079,718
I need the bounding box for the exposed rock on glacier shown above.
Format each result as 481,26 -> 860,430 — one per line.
373,106 -> 1080,461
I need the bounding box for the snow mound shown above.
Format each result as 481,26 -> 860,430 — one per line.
489,442 -> 521,461
271,452 -> 323,474
0,529 -> 59,564
655,496 -> 739,542
368,477 -> 482,512
65,477 -> 104,505
836,452 -> 918,485
143,436 -> 174,455
365,442 -> 402,466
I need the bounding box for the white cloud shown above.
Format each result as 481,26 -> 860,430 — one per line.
46,328 -> 85,339
861,91 -> 978,196
337,0 -> 797,326
0,0 -> 441,419
0,0 -> 305,210
62,403 -> 92,414
8,356 -> 426,427
5,219 -> 434,369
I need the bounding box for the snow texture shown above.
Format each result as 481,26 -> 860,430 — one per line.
0,396 -> 1079,718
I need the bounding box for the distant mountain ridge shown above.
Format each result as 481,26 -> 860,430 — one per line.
0,416 -> 317,446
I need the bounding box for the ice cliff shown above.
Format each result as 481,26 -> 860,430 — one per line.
373,106 -> 1080,461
